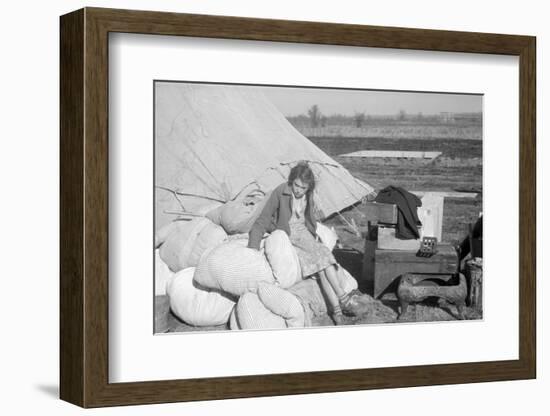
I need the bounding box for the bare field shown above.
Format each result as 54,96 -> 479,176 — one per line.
298,124 -> 482,140
311,136 -> 482,159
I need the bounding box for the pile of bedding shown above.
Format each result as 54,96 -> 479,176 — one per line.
155,213 -> 356,330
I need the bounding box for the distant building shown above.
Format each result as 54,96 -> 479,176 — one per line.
440,112 -> 455,123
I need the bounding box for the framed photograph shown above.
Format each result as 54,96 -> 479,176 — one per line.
60,7 -> 536,408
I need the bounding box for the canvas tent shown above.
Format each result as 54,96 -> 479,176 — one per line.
155,83 -> 374,231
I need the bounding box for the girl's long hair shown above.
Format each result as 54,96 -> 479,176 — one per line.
288,161 -> 316,195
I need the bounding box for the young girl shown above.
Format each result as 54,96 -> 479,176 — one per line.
248,161 -> 366,324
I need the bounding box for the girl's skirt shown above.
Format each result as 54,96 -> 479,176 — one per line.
289,222 -> 336,278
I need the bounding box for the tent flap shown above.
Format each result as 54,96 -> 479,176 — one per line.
155,83 -> 373,231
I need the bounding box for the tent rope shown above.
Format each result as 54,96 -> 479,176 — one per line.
336,212 -> 361,237
156,186 -> 226,203
230,180 -> 265,201
156,186 -> 187,211
164,210 -> 204,218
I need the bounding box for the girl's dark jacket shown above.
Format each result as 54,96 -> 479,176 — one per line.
247,182 -> 318,250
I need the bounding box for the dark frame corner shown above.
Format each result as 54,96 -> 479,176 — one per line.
60,7 -> 536,408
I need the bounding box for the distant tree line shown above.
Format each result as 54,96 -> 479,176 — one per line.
289,105 -> 482,129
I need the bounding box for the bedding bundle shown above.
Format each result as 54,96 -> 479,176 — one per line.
156,216 -> 355,330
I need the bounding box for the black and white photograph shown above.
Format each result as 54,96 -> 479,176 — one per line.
153,81 -> 483,333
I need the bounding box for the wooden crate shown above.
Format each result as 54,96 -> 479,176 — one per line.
362,201 -> 398,224
362,240 -> 458,298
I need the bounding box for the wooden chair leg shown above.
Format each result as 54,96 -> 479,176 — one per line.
456,302 -> 466,320
398,300 -> 409,320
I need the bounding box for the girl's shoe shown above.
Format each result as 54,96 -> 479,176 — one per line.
330,311 -> 346,326
339,291 -> 371,317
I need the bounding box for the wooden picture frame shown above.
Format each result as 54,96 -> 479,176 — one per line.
60,7 -> 536,408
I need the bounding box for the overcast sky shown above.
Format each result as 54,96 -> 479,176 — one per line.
258,86 -> 482,117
